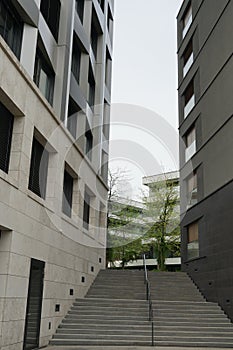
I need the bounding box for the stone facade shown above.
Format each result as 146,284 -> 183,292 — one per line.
0,0 -> 113,349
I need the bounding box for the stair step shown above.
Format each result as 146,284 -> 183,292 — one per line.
51,269 -> 233,347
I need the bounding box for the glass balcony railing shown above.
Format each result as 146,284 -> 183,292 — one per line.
185,140 -> 196,162
182,13 -> 192,38
184,94 -> 195,118
183,53 -> 194,77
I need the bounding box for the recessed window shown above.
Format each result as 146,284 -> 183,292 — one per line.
0,101 -> 14,173
105,49 -> 112,90
67,97 -> 80,139
85,129 -> 93,160
34,49 -> 55,105
62,169 -> 74,217
99,204 -> 106,228
91,20 -> 99,59
103,102 -> 110,140
28,137 -> 49,199
97,0 -> 105,12
101,150 -> 108,182
182,3 -> 192,38
183,39 -> 193,77
83,191 -> 90,230
107,5 -> 113,33
75,0 -> 85,23
88,65 -> 95,109
185,126 -> 196,161
40,0 -> 61,41
0,0 -> 23,59
55,304 -> 60,312
71,37 -> 82,84
184,80 -> 195,118
187,171 -> 197,207
187,221 -> 199,260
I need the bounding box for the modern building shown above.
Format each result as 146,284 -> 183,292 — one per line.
0,0 -> 113,349
143,171 -> 181,270
107,171 -> 181,270
177,0 -> 233,320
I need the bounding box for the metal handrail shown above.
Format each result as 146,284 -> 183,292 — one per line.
142,254 -> 154,346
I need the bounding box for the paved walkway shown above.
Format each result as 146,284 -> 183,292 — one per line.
45,347 -> 232,350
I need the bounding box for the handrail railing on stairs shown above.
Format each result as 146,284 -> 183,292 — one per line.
142,254 -> 154,346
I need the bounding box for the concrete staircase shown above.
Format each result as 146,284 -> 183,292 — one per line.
51,269 -> 233,347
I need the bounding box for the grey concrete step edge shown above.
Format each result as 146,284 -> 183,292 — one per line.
56,328 -> 233,335
72,304 -> 219,310
59,323 -> 233,329
67,311 -> 224,318
68,305 -> 225,315
79,297 -> 147,302
75,298 -> 216,304
50,339 -> 233,346
64,315 -> 148,320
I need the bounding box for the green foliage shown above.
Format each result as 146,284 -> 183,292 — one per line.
143,177 -> 180,271
107,201 -> 144,268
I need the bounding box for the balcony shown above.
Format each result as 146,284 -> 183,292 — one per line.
184,94 -> 195,118
183,53 -> 194,77
182,11 -> 192,38
187,188 -> 197,208
185,140 -> 196,162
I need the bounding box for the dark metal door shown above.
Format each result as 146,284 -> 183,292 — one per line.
24,259 -> 45,350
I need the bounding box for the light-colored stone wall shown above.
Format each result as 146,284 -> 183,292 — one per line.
0,0 -> 113,349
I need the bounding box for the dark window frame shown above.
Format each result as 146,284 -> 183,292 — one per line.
62,169 -> 74,217
85,129 -> 93,160
0,101 -> 14,173
187,221 -> 199,260
88,65 -> 95,109
28,137 -> 49,199
71,37 -> 82,84
83,191 -> 90,230
75,0 -> 85,23
40,0 -> 61,42
67,97 -> 80,139
0,0 -> 23,59
34,48 -> 55,105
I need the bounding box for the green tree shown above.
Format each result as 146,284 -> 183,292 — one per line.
143,175 -> 180,271
106,168 -> 144,268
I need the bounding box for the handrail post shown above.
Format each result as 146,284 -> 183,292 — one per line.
142,253 -> 155,346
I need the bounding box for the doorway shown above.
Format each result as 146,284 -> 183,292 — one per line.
24,259 -> 45,350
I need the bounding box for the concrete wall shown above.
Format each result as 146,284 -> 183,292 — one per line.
0,0 -> 114,349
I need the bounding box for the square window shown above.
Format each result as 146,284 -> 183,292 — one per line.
0,102 -> 14,173
28,137 -> 49,199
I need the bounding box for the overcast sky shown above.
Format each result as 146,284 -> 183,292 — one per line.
109,0 -> 183,199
